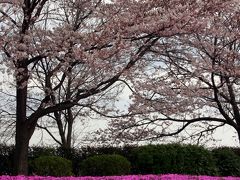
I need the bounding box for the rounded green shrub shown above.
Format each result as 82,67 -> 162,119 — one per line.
80,154 -> 131,176
130,144 -> 218,175
32,155 -> 73,176
212,147 -> 240,176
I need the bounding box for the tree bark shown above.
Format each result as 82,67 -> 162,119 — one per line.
14,65 -> 34,175
66,108 -> 73,148
14,120 -> 31,175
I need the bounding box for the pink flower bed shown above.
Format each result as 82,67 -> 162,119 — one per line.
0,175 -> 240,180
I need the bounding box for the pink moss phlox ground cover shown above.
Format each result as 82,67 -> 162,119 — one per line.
1,175 -> 240,180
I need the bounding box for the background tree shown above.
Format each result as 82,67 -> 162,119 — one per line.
29,0 -> 125,150
35,65 -> 124,149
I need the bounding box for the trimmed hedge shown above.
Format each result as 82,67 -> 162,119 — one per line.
32,156 -> 73,176
129,144 -> 218,175
1,144 -> 240,176
80,154 -> 131,176
212,147 -> 240,177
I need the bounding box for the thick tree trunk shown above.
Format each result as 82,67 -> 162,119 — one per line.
14,122 -> 31,175
14,65 -> 34,175
14,84 -> 29,175
14,122 -> 36,175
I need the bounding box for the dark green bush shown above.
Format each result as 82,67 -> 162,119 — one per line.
80,154 -> 131,176
0,145 -> 14,175
130,144 -> 218,175
32,155 -> 73,176
212,147 -> 240,176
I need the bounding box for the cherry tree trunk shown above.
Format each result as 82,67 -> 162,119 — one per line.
14,83 -> 29,175
14,66 -> 34,175
14,122 -> 31,175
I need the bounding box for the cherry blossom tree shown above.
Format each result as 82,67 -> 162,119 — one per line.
0,0 -> 131,174
0,0 -> 124,150
0,0 -> 231,175
95,0 -> 240,146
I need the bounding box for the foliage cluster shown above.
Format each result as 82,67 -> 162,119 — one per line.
1,144 -> 240,176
